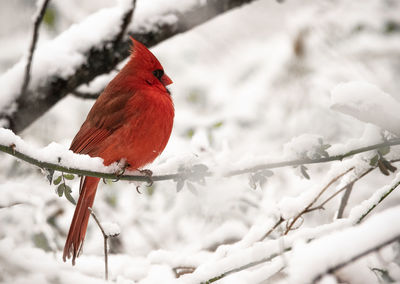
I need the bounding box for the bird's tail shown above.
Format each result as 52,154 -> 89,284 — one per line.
63,176 -> 100,265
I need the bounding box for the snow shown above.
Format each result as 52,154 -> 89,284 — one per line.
102,222 -> 121,237
1,0 -> 400,283
331,81 -> 400,136
287,206 -> 400,283
283,133 -> 324,160
0,128 -> 118,173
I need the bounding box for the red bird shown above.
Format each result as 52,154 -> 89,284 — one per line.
63,38 -> 174,265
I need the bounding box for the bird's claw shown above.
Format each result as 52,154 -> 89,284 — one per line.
139,169 -> 153,187
111,160 -> 130,182
112,167 -> 126,182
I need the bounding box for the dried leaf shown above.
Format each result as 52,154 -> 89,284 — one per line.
382,159 -> 397,173
378,159 -> 390,176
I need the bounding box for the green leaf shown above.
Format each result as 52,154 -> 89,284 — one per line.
186,128 -> 195,138
378,146 -> 390,156
322,144 -> 331,150
56,184 -> 64,197
64,185 -> 76,205
371,267 -> 395,283
146,186 -> 155,196
32,232 -> 52,252
43,7 -> 56,28
105,193 -> 117,207
53,175 -> 62,185
212,121 -> 224,128
63,173 -> 75,180
370,154 -> 379,166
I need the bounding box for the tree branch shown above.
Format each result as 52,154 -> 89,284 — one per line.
357,177 -> 400,223
307,167 -> 375,214
1,0 -> 257,133
1,135 -> 400,184
227,138 -> 400,176
313,234 -> 400,283
72,90 -> 102,100
284,168 -> 354,234
20,0 -> 51,96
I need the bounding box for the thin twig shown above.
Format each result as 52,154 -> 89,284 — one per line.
72,90 -> 101,100
21,0 -> 51,95
89,208 -> 109,281
337,183 -> 354,219
260,216 -> 284,241
201,247 -> 291,284
307,168 -> 374,213
313,234 -> 400,283
114,0 -> 137,44
0,202 -> 23,209
357,178 -> 400,223
284,168 -> 353,235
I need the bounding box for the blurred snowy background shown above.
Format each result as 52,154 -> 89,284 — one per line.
1,0 -> 400,283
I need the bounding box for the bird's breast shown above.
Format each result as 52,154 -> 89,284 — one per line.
100,92 -> 174,169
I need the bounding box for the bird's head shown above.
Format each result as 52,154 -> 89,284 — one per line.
128,37 -> 173,91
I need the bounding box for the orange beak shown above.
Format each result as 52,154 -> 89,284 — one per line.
161,74 -> 173,86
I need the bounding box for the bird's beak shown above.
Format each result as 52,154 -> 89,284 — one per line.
161,74 -> 173,86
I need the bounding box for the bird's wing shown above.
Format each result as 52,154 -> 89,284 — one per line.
70,89 -> 136,155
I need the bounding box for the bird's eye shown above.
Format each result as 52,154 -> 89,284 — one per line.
153,69 -> 164,80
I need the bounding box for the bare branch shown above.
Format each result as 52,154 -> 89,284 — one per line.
20,0 -> 51,96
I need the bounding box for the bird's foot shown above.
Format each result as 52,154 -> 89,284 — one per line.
111,160 -> 130,182
140,169 -> 153,187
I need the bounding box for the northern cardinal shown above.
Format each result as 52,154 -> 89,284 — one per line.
63,38 -> 174,265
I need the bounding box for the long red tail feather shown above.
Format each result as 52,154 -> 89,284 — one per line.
63,176 -> 100,265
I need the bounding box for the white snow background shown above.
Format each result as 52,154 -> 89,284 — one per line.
1,0 -> 400,283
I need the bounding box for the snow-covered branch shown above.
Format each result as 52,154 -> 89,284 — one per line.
1,127 -> 400,184
0,0 -> 256,133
